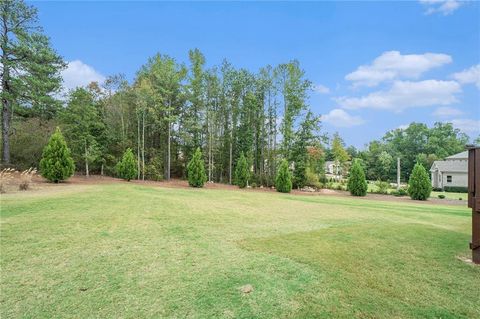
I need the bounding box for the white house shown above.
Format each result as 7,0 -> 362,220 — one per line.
430,151 -> 468,189
325,161 -> 337,175
325,160 -> 351,178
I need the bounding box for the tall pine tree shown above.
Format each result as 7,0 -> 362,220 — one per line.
1,0 -> 65,164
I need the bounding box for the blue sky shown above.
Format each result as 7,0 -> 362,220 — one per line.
33,0 -> 480,148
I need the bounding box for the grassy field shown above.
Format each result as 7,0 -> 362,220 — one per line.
431,191 -> 467,201
1,183 -> 478,318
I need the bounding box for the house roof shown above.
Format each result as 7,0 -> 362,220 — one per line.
445,151 -> 468,160
430,159 -> 467,173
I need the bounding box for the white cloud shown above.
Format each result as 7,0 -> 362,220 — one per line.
313,84 -> 330,94
451,64 -> 480,88
397,124 -> 410,130
335,80 -> 462,112
345,51 -> 452,87
432,106 -> 464,117
419,0 -> 463,15
449,119 -> 480,134
322,109 -> 365,127
61,60 -> 106,91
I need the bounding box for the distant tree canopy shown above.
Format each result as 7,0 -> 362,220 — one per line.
358,122 -> 469,182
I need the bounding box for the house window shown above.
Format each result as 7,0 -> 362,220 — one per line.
447,175 -> 452,183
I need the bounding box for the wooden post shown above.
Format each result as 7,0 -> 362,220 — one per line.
467,145 -> 480,264
397,157 -> 400,190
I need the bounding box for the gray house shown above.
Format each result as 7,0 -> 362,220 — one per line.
430,151 -> 468,189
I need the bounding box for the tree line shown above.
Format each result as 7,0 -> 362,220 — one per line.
2,0 -> 477,189
320,122 -> 472,184
54,52 -> 321,188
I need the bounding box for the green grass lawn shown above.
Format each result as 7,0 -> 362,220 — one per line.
1,183 -> 478,318
431,191 -> 467,201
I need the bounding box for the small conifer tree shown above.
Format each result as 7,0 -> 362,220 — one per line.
116,148 -> 137,181
293,158 -> 307,189
40,127 -> 75,183
234,152 -> 249,188
275,159 -> 292,193
408,163 -> 432,200
187,148 -> 207,187
347,159 -> 368,196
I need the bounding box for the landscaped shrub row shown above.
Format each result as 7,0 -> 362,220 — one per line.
37,128 -> 453,202
391,188 -> 408,197
443,186 -> 468,193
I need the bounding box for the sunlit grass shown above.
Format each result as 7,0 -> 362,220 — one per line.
1,183 -> 478,318
431,190 -> 467,200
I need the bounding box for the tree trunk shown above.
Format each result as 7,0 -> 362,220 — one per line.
1,98 -> 10,164
137,113 -> 140,180
209,129 -> 212,182
167,104 -> 171,181
85,140 -> 89,178
397,157 -> 401,190
120,110 -> 125,147
207,108 -> 212,182
142,110 -> 145,181
1,13 -> 11,164
229,128 -> 233,184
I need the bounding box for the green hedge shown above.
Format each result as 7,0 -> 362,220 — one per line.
443,186 -> 468,193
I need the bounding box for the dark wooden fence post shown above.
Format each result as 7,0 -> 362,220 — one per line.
467,145 -> 480,264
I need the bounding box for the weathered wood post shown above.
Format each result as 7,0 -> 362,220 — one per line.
467,145 -> 480,264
